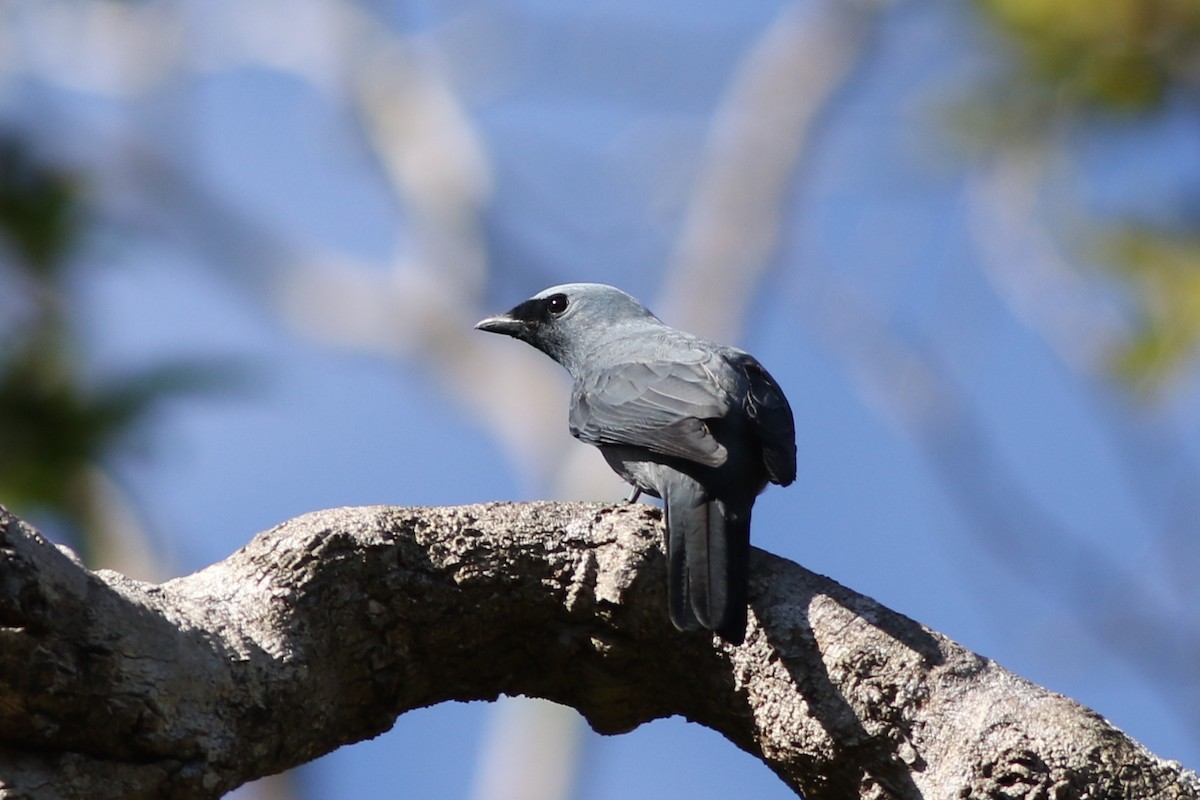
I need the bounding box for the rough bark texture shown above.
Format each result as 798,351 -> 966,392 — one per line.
0,502 -> 1195,800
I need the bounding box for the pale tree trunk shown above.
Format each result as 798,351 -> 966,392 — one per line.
0,503 -> 1194,800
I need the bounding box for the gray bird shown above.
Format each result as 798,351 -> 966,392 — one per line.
475,283 -> 796,644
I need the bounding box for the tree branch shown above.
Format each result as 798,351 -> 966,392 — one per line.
0,503 -> 1194,799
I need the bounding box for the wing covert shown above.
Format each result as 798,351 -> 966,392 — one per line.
570,359 -> 731,467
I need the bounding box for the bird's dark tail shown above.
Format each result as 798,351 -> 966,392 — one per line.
664,481 -> 750,644
664,481 -> 703,633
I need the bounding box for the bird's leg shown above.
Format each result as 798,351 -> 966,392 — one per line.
625,486 -> 642,504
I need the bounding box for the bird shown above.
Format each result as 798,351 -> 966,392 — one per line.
475,283 -> 796,644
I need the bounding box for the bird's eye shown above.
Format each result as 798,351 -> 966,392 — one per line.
546,294 -> 569,316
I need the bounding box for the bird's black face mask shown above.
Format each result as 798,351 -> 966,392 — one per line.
476,295 -> 572,359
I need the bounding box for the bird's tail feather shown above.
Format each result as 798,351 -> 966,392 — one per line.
665,483 -> 750,644
705,500 -> 749,644
665,489 -> 703,632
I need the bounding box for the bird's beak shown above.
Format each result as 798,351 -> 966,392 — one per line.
474,314 -> 525,337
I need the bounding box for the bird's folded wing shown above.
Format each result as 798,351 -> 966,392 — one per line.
570,359 -> 730,467
736,354 -> 797,487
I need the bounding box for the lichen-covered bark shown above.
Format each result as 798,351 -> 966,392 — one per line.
0,503 -> 1195,799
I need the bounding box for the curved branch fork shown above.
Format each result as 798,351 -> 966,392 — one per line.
0,503 -> 1194,799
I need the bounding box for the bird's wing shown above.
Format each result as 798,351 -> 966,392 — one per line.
734,353 -> 797,487
570,357 -> 730,467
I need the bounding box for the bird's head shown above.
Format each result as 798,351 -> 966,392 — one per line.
475,283 -> 660,374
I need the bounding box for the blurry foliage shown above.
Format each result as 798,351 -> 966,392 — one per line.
1104,227 -> 1200,392
974,0 -> 1200,393
0,136 -> 233,552
0,139 -> 82,272
978,0 -> 1200,111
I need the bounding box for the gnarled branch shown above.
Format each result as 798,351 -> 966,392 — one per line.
0,503 -> 1194,799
